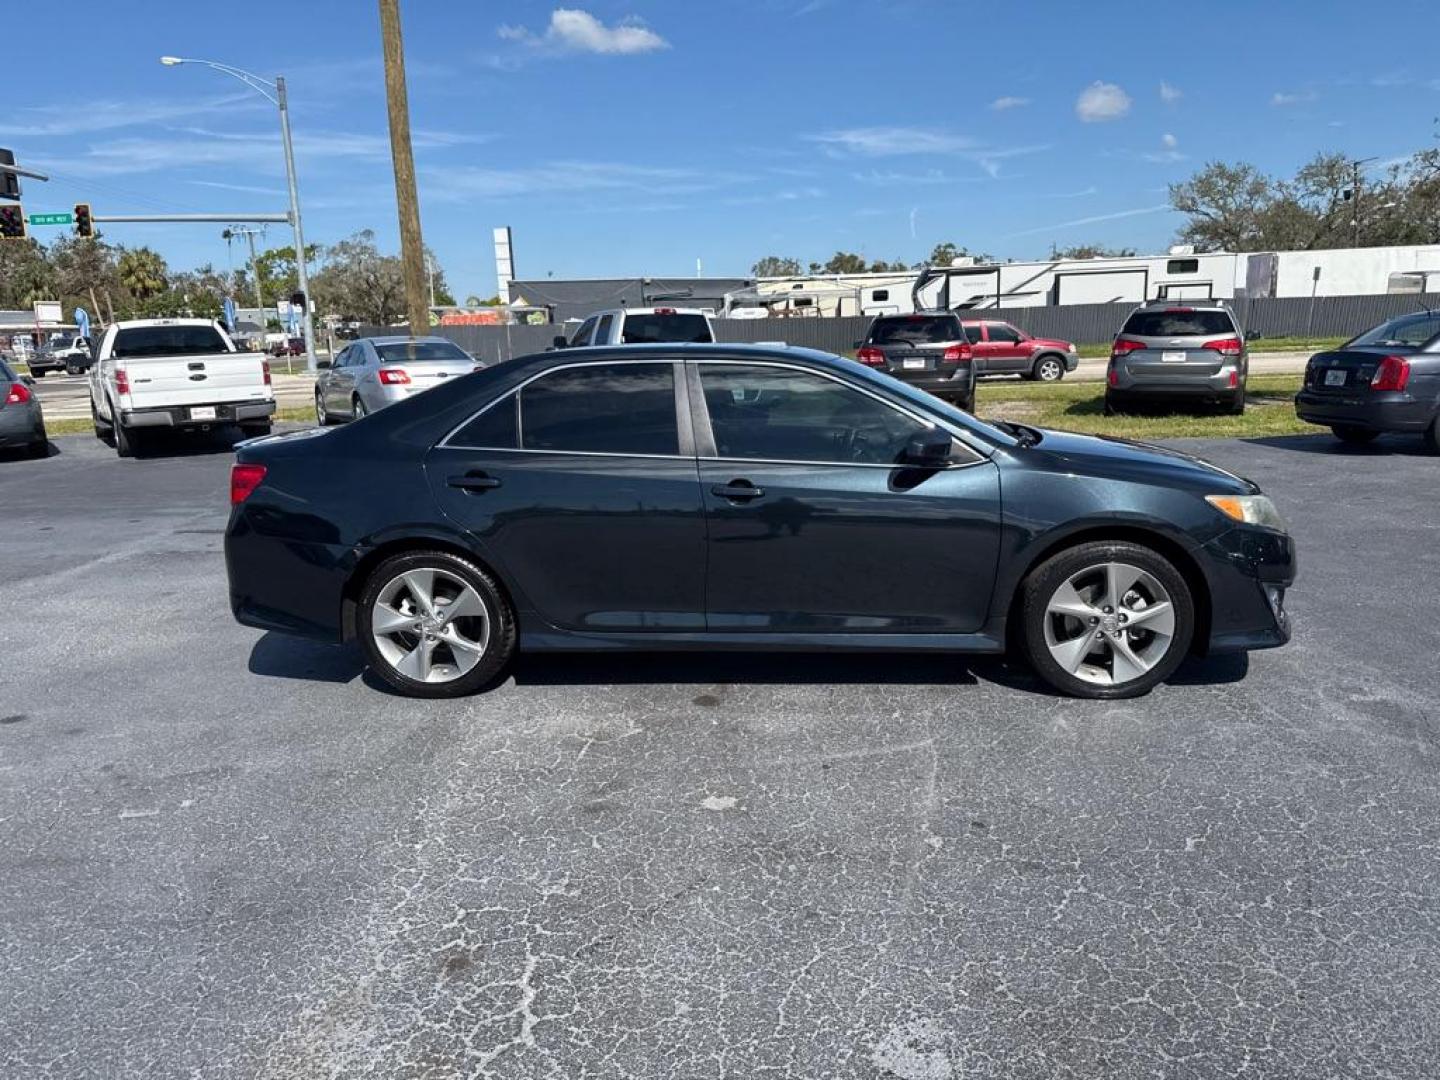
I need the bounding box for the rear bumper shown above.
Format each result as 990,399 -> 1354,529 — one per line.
1108,379 -> 1241,404
1199,526 -> 1296,654
888,370 -> 975,400
1294,390 -> 1434,433
121,400 -> 276,428
0,405 -> 45,447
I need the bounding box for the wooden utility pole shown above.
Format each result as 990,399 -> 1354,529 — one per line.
378,0 -> 430,335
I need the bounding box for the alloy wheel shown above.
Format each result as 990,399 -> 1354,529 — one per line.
370,567 -> 490,685
1042,561 -> 1176,687
1036,357 -> 1063,382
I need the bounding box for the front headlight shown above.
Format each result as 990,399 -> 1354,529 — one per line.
1205,493 -> 1288,532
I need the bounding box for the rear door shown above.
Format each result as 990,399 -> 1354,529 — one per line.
1116,308 -> 1238,379
867,315 -> 968,387
428,360 -> 708,632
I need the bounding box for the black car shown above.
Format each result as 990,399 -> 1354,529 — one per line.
855,313 -> 976,411
225,344 -> 1295,700
1295,311 -> 1440,449
0,358 -> 48,459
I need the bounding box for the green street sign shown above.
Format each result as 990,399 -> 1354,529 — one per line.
28,212 -> 73,226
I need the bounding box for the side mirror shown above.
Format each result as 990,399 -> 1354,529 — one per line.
552,335 -> 568,349
316,359 -> 332,370
904,427 -> 953,466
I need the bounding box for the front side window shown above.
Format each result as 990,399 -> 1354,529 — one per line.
699,364 -> 932,466
986,323 -> 1022,344
595,313 -> 615,344
521,362 -> 678,455
569,317 -> 598,347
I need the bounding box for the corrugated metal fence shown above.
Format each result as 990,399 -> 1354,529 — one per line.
361,292 -> 1435,362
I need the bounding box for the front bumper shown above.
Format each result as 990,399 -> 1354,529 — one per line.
122,400 -> 276,429
1063,351 -> 1080,372
1294,390 -> 1433,433
1199,525 -> 1296,654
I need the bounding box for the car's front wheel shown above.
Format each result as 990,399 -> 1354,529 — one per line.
357,551 -> 517,698
1032,355 -> 1065,382
1021,540 -> 1195,699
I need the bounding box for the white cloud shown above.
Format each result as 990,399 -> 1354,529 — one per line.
990,96 -> 1030,111
1043,185 -> 1099,199
1161,132 -> 1178,149
1075,82 -> 1132,122
852,169 -> 985,186
424,161 -> 743,202
0,94 -> 262,139
809,127 -> 977,156
1159,81 -> 1183,105
1271,90 -> 1318,107
498,8 -> 669,56
1007,203 -> 1172,239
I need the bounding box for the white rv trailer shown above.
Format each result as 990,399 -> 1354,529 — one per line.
740,244 -> 1440,318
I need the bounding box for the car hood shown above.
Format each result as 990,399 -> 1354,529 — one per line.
1022,427 -> 1256,494
1027,337 -> 1074,350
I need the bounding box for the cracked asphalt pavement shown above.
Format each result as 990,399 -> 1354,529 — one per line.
1,428 -> 1437,1078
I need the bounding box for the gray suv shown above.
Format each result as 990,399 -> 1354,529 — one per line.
1105,301 -> 1248,415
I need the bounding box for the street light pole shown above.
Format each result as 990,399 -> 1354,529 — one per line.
159,56 -> 318,372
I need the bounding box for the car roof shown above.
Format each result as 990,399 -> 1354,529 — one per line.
358,335 -> 456,345
533,342 -> 840,365
1133,298 -> 1234,312
112,318 -> 218,330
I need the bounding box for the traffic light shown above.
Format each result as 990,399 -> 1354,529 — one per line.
74,203 -> 94,238
0,148 -> 19,200
0,203 -> 26,240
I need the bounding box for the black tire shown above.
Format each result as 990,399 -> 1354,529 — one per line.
1032,355 -> 1065,383
357,550 -> 517,699
315,391 -> 332,426
1228,388 -> 1246,415
91,397 -> 113,440
1422,413 -> 1440,454
1103,396 -> 1118,417
1331,425 -> 1378,445
353,395 -> 369,420
1020,540 -> 1195,700
114,417 -> 138,458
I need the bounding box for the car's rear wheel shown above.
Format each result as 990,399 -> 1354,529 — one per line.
353,395 -> 369,420
357,551 -> 517,698
1033,355 -> 1064,382
1422,412 -> 1440,454
1228,388 -> 1246,415
91,398 -> 113,441
315,390 -> 331,426
1021,540 -> 1195,699
114,417 -> 138,458
1331,424 -> 1378,445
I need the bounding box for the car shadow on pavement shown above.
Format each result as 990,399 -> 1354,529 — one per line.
130,426 -> 257,460
1245,433 -> 1433,456
0,441 -> 60,462
247,634 -> 1253,697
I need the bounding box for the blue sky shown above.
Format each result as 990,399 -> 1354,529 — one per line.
5,0 -> 1438,297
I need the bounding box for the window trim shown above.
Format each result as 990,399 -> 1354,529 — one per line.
686,358 -> 986,470
440,358 -> 692,458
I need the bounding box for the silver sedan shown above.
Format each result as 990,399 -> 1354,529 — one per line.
315,336 -> 480,424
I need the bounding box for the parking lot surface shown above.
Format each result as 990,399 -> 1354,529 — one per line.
2,428 -> 1437,1078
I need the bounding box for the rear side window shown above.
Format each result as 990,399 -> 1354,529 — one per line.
867,316 -> 963,345
1121,309 -> 1235,337
520,363 -> 678,455
595,313 -> 615,344
1349,315 -> 1440,348
110,325 -> 230,358
375,341 -> 469,364
620,313 -> 712,344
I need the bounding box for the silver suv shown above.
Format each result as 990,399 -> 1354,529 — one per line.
1105,301 -> 1248,415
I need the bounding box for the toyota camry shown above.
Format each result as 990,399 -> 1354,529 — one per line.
224,344 -> 1295,700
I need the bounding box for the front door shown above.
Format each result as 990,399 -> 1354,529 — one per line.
983,323 -> 1031,375
690,360 -> 1002,633
428,360 -> 708,632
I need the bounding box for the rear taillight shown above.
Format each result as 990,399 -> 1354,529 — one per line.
377,368 -> 411,385
230,463 -> 267,505
1203,337 -> 1243,357
1371,355 -> 1410,392
856,346 -> 886,367
1111,338 -> 1145,357
942,343 -> 973,362
262,360 -> 272,386
5,381 -> 31,405
115,368 -> 131,395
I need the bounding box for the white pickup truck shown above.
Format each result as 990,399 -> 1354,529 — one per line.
88,319 -> 276,457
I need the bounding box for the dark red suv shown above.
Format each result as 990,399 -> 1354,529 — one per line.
961,320 -> 1078,381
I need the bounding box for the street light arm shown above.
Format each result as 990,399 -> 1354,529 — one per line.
161,56 -> 279,104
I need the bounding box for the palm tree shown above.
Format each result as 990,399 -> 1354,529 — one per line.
118,247 -> 169,303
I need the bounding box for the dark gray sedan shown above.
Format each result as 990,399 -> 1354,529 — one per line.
0,359 -> 48,459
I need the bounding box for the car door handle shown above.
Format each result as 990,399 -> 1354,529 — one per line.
448,472 -> 502,493
712,480 -> 765,502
